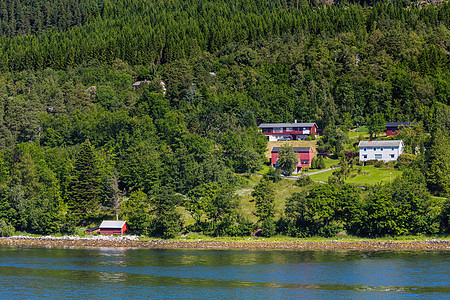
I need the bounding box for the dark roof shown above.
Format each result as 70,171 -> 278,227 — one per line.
385,122 -> 419,128
85,226 -> 100,233
271,147 -> 311,153
258,123 -> 317,129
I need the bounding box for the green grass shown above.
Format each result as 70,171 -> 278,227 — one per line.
309,165 -> 403,186
237,175 -> 307,222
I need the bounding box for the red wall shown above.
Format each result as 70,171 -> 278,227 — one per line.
386,129 -> 397,136
271,149 -> 314,169
100,224 -> 130,235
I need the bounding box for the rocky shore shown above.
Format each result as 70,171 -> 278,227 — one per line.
0,235 -> 449,251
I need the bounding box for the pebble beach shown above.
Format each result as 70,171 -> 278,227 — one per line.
1,235 -> 449,251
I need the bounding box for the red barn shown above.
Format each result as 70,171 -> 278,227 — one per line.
385,122 -> 418,136
271,147 -> 314,173
258,122 -> 318,141
99,220 -> 130,235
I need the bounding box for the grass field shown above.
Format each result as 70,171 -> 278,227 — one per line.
309,165 -> 403,185
237,175 -> 306,222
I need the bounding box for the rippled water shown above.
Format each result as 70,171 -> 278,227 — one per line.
0,246 -> 448,299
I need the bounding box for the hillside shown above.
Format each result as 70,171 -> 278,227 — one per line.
0,0 -> 448,238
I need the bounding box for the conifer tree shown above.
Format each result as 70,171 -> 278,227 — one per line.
66,140 -> 102,225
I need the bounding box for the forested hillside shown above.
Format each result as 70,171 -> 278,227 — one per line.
0,0 -> 448,237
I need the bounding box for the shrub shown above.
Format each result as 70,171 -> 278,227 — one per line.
261,218 -> 276,237
0,219 -> 15,237
296,175 -> 313,186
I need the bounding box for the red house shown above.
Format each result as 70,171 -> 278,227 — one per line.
258,122 -> 318,141
271,147 -> 314,173
385,122 -> 418,136
99,220 -> 130,235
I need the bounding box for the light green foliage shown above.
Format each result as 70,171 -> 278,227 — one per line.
120,190 -> 151,234
276,146 -> 299,175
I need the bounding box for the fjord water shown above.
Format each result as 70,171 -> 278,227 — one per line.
0,246 -> 448,299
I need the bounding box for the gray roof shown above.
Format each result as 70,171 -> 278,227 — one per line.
258,123 -> 317,128
100,220 -> 127,229
358,140 -> 403,148
385,122 -> 418,128
271,147 -> 311,153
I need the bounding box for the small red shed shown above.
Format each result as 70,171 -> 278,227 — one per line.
99,220 -> 130,235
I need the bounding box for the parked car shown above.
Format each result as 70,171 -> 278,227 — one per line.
278,137 -> 291,141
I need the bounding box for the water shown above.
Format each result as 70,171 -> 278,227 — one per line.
0,246 -> 448,299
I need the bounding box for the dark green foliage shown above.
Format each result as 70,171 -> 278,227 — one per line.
264,168 -> 282,182
251,179 -> 275,224
0,0 -> 448,237
148,189 -> 183,239
296,175 -> 313,187
120,190 -> 151,234
285,183 -> 362,237
66,140 -> 102,225
425,130 -> 450,197
356,170 -> 441,236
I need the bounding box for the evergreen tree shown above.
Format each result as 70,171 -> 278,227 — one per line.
66,140 -> 102,225
251,179 -> 275,224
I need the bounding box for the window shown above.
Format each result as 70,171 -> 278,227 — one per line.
391,147 -> 395,150
374,147 -> 377,151
363,155 -> 367,159
390,154 -> 395,159
375,154 -> 382,160
392,129 -> 396,133
286,127 -> 293,132
273,128 -> 283,133
380,148 -> 383,151
363,148 -> 366,151
262,128 -> 271,133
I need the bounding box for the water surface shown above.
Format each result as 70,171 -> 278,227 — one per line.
0,246 -> 448,299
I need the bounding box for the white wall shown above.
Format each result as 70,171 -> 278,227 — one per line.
359,145 -> 403,162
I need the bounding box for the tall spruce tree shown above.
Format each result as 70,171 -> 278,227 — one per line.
66,140 -> 102,225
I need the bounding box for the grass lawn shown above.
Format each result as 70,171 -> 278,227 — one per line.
309,165 -> 403,186
237,175 -> 306,222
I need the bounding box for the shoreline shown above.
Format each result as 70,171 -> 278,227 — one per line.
1,236 -> 449,251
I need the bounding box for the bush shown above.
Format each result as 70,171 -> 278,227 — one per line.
264,168 -> 281,182
261,218 -> 276,237
0,219 -> 15,237
296,175 -> 313,186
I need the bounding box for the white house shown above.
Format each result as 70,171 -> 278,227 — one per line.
358,140 -> 404,162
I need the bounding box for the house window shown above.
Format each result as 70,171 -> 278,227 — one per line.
363,148 -> 366,151
391,147 -> 395,150
380,148 -> 383,151
262,128 -> 271,133
273,128 -> 283,133
375,154 -> 382,160
363,155 -> 367,159
374,147 -> 377,151
286,127 -> 293,132
390,154 -> 395,159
